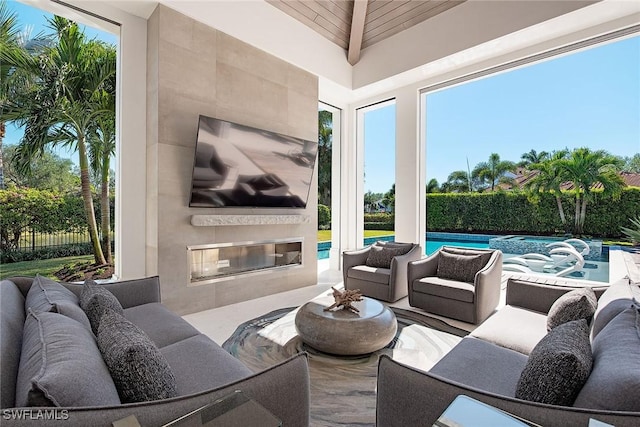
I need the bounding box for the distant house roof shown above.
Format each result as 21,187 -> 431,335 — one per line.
496,170 -> 640,191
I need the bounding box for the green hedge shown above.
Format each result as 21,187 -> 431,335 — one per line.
426,188 -> 640,238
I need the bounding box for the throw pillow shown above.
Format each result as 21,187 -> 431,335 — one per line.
97,308 -> 178,403
25,274 -> 91,330
573,306 -> 640,411
547,287 -> 598,331
80,279 -> 123,334
436,250 -> 492,283
515,319 -> 592,406
365,245 -> 409,269
15,309 -> 120,407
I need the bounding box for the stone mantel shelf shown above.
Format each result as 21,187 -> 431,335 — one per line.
191,214 -> 311,226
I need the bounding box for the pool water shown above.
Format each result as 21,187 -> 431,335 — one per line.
318,234 -> 610,283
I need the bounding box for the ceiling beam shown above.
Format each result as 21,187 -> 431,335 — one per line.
347,0 -> 368,65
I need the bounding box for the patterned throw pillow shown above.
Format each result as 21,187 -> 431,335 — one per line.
25,275 -> 91,330
80,279 -> 123,334
547,287 -> 598,331
97,308 -> 178,403
365,244 -> 411,269
436,250 -> 492,283
515,319 -> 592,406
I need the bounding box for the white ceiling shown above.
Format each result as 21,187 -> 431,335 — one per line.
61,0 -> 640,104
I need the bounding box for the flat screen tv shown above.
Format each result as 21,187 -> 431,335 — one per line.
189,115 -> 318,208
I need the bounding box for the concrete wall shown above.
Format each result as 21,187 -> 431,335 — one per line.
147,5 -> 319,315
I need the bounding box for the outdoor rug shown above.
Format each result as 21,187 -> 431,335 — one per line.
222,305 -> 468,426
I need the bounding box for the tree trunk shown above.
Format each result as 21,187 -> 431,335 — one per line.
78,135 -> 106,265
579,197 -> 588,236
100,153 -> 112,264
555,195 -> 566,226
574,193 -> 583,235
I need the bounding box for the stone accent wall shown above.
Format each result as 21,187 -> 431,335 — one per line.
147,5 -> 319,315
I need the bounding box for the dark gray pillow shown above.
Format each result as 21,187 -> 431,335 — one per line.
573,306 -> 640,411
97,309 -> 178,403
547,287 -> 598,331
80,279 -> 123,334
436,250 -> 492,283
365,245 -> 410,269
515,319 -> 592,406
15,309 -> 120,407
25,275 -> 91,330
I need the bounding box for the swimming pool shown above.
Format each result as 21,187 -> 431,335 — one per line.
318,232 -> 610,283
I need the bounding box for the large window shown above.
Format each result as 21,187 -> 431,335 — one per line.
359,100 -> 396,243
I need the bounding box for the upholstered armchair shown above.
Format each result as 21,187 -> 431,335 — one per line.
407,246 -> 503,324
342,241 -> 422,302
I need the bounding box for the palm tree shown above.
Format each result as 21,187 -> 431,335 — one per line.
443,170 -> 471,193
1,16 -> 115,265
519,149 -> 549,167
317,110 -> 332,207
471,153 -> 516,191
558,148 -> 625,235
524,149 -> 569,230
426,178 -> 440,193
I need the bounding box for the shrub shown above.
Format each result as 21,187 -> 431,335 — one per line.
621,215 -> 640,245
318,204 -> 331,229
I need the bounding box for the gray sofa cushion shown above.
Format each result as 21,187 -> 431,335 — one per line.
592,276 -> 637,338
161,334 -> 253,395
16,309 -> 120,407
97,309 -> 178,403
347,265 -> 390,284
515,319 -> 592,406
25,275 -> 91,330
365,245 -> 410,269
80,279 -> 124,334
574,306 -> 640,411
1,280 -> 26,409
413,277 -> 475,303
430,337 -> 528,397
470,305 -> 548,355
436,250 -> 492,283
547,287 -> 598,331
123,303 -> 201,348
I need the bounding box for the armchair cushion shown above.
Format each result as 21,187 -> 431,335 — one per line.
25,275 -> 91,331
515,319 -> 592,406
546,287 -> 598,331
348,265 -> 391,284
365,244 -> 412,269
413,277 -> 475,303
436,250 -> 492,284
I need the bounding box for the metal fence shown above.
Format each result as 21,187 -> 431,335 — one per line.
13,229 -> 92,252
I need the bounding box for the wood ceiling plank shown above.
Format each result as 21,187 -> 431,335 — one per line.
363,0 -> 465,48
366,0 -> 395,14
317,0 -> 353,25
348,0 -> 368,65
329,0 -> 354,15
267,0 -> 318,22
315,14 -> 351,43
364,0 -> 425,33
304,0 -> 351,32
366,0 -> 410,22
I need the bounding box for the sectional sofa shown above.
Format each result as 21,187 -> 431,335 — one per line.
377,276 -> 640,426
0,276 -> 309,426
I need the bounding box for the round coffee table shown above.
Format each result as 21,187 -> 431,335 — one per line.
294,296 -> 397,355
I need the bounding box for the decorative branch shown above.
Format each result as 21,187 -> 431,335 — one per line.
324,287 -> 363,313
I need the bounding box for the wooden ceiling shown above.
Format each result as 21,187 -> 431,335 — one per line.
267,0 -> 466,65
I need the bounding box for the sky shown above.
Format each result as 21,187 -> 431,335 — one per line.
364,34 -> 640,194
3,1 -> 118,161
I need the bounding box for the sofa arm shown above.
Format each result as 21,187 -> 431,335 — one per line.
505,278 -> 607,314
3,353 -> 310,427
376,355 -> 640,427
342,247 -> 372,284
390,244 -> 422,288
473,251 -> 503,323
407,252 -> 439,285
60,276 -> 162,309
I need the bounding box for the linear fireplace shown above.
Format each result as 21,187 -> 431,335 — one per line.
187,238 -> 303,285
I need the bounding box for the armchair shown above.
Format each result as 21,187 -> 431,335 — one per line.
407,246 -> 502,324
342,241 -> 422,302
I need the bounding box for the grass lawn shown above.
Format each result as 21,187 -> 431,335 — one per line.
317,230 -> 394,242
0,255 -> 93,280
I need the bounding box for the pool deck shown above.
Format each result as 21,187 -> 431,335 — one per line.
620,247 -> 640,283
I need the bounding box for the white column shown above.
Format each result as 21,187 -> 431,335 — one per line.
394,86 -> 425,247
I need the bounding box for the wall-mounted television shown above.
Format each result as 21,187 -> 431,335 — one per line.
189,115 -> 318,208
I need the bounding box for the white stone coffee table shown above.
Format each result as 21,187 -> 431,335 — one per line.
294,296 -> 397,356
